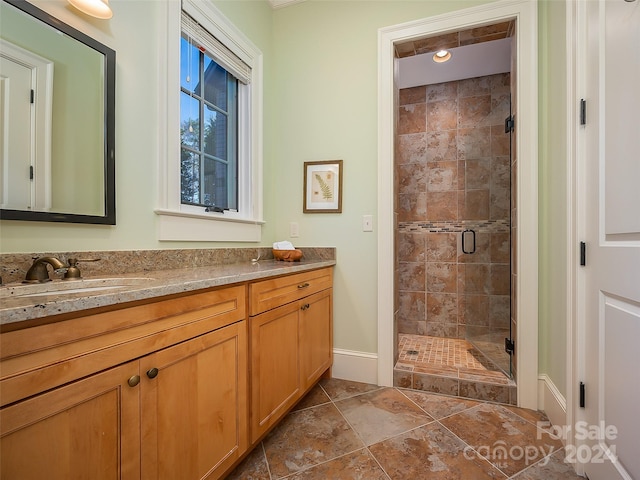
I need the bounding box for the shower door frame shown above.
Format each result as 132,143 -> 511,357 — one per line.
377,0 -> 539,409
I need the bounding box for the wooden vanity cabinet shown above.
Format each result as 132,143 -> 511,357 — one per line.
0,285 -> 247,480
0,360 -> 141,480
249,268 -> 333,443
140,320 -> 247,480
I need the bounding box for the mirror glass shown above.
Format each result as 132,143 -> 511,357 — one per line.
0,0 -> 115,224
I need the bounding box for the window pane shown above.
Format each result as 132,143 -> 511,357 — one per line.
181,149 -> 200,204
180,35 -> 200,92
202,56 -> 227,110
203,158 -> 227,208
203,106 -> 227,159
180,92 -> 200,149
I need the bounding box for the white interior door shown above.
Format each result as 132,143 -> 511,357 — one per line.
581,1 -> 640,479
0,55 -> 33,210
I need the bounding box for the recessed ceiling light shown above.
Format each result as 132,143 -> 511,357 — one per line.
433,49 -> 452,63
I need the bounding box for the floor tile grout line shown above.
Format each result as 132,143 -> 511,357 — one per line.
504,447 -> 567,480
364,445 -> 394,480
273,447 -> 373,479
435,418 -> 511,479
260,441 -> 274,480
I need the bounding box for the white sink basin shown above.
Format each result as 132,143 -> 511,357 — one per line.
0,277 -> 154,299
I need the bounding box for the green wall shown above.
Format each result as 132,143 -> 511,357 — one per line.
538,0 -> 568,396
0,0 -> 569,397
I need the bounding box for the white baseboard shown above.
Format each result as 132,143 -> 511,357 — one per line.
538,374 -> 567,432
332,349 -> 378,385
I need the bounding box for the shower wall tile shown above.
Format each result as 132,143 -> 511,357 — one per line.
398,162 -> 427,194
458,95 -> 492,127
426,130 -> 458,162
397,318 -> 426,336
491,72 -> 511,94
396,72 -> 512,350
490,232 -> 510,263
398,103 -> 426,134
490,264 -> 510,295
397,262 -> 425,291
459,294 -> 490,327
426,81 -> 458,102
398,292 -> 426,320
488,92 -> 511,124
427,161 -> 458,192
426,233 -> 458,262
426,262 -> 457,293
427,99 -> 458,131
464,159 -> 491,190
458,76 -> 491,97
399,86 -> 426,105
457,126 -> 491,159
490,295 -> 510,329
426,293 -> 458,323
398,232 -> 426,262
426,191 -> 458,220
398,192 -> 427,222
490,124 -> 510,156
397,133 -> 427,164
457,160 -> 466,189
425,322 -> 459,338
459,189 -> 490,220
457,232 -> 490,264
458,264 -> 490,295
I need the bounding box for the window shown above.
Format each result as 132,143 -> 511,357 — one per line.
156,0 -> 263,242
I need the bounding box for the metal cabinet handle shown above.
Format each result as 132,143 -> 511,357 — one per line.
462,229 -> 476,254
301,303 -> 310,311
146,367 -> 159,379
297,282 -> 310,289
127,375 -> 141,387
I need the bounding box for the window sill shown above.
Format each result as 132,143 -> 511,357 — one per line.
155,208 -> 264,242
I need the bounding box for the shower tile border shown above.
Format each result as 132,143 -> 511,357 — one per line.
398,219 -> 510,234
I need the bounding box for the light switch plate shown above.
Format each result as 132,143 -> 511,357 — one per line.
363,215 -> 373,232
290,222 -> 299,238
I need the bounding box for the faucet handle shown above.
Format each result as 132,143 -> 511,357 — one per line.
63,258 -> 101,280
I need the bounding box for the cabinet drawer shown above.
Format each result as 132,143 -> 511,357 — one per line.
0,285 -> 246,407
249,267 -> 332,316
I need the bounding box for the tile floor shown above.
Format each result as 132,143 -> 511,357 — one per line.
226,378 -> 582,479
394,334 -> 517,404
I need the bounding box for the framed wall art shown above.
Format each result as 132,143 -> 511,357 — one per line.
303,160 -> 343,213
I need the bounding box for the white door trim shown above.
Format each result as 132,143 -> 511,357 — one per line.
377,0 -> 539,409
565,0 -> 582,474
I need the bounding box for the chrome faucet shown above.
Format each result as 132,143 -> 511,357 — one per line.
23,257 -> 67,283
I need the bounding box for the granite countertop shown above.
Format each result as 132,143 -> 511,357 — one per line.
0,259 -> 335,326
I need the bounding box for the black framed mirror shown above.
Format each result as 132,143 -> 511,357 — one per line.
0,0 -> 115,224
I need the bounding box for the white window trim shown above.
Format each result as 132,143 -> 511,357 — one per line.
156,0 -> 264,242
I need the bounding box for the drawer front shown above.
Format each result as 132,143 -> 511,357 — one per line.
249,267 -> 333,316
0,285 -> 246,407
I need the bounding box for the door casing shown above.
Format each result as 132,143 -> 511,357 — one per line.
377,0 -> 539,409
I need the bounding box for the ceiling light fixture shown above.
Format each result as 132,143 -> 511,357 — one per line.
67,0 -> 113,19
433,49 -> 452,63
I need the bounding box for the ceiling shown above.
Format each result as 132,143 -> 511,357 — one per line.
267,0 -> 306,8
396,21 -> 515,89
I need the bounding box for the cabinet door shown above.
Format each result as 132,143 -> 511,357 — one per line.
0,361 -> 140,480
250,302 -> 300,443
140,321 -> 247,480
299,289 -> 333,390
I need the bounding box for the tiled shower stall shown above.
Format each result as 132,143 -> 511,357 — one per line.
393,71 -> 518,404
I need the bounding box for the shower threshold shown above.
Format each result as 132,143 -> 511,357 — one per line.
394,334 -> 517,405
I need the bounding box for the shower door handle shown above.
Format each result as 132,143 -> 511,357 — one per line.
462,229 -> 476,254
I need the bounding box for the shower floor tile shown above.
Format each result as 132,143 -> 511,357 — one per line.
396,334 -> 514,387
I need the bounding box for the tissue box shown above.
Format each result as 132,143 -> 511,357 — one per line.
273,249 -> 303,262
